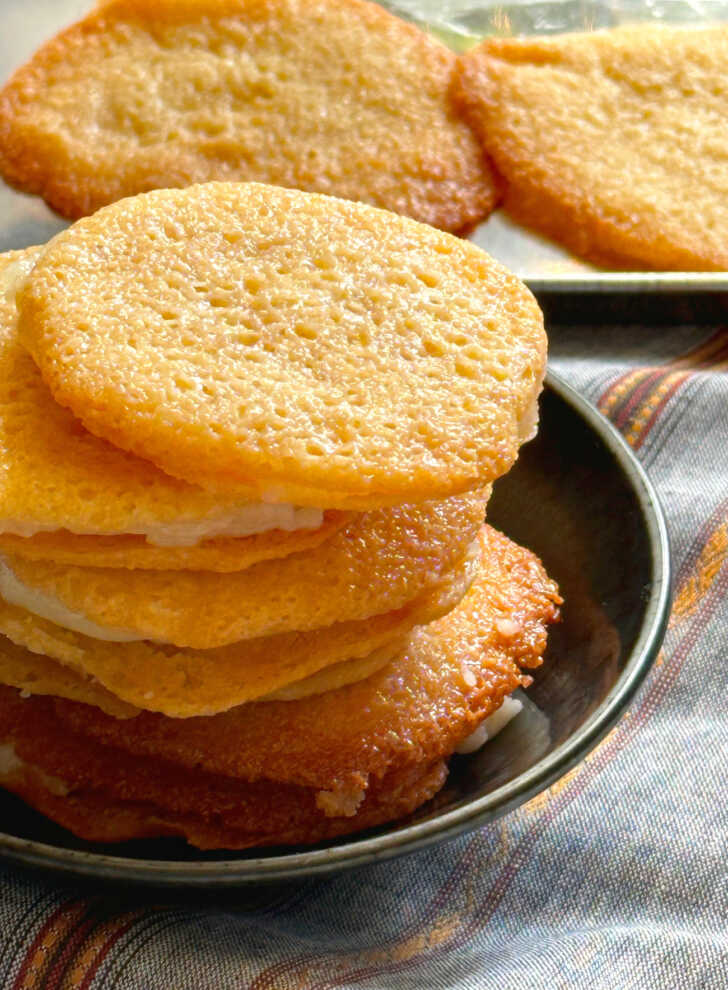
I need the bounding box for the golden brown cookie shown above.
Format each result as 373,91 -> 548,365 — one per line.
0,539 -> 478,715
454,26 -> 728,270
0,691 -> 448,848
0,526 -> 559,848
0,248 -> 343,569
0,513 -> 348,572
0,635 -> 138,719
0,493 -> 487,648
18,183 -> 545,507
50,526 -> 561,792
0,0 -> 497,230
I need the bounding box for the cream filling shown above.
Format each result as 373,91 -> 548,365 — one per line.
0,504 -> 324,546
455,695 -> 523,754
0,557 -> 141,642
517,380 -> 542,444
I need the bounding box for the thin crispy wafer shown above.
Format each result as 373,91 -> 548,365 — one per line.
18,184 -> 545,506
455,26 -> 728,270
0,0 -> 497,230
0,248 -> 343,568
2,493 -> 486,649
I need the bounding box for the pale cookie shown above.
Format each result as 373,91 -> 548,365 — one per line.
455,26 -> 728,270
0,540 -> 479,716
18,183 -> 545,507
0,248 -> 343,569
0,0 -> 497,230
0,493 -> 487,649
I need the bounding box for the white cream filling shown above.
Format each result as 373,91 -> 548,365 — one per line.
0,557 -> 141,642
517,381 -> 542,444
455,696 -> 523,754
0,504 -> 324,546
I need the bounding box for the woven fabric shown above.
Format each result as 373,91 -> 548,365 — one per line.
0,321 -> 727,988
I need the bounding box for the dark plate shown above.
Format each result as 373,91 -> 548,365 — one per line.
0,372 -> 670,887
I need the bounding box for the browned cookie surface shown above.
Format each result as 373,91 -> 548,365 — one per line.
2,493 -> 486,648
48,526 -> 561,791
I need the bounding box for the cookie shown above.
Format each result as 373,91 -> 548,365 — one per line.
0,248 -> 342,569
454,26 -> 728,270
0,493 -> 486,649
0,0 -> 497,230
18,183 -> 545,506
0,694 -> 448,848
0,635 -> 138,719
0,527 -> 560,848
0,539 -> 478,716
50,526 -> 561,793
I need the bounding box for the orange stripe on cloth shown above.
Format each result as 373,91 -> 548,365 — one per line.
598,328 -> 728,448
11,900 -> 89,990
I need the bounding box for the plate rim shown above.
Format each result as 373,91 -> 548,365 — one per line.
0,371 -> 672,887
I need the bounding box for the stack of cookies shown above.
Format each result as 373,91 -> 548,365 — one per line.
0,182 -> 559,848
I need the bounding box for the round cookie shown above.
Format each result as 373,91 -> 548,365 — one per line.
18,183 -> 546,507
0,248 -> 343,570
0,512 -> 348,572
0,541 -> 479,716
50,525 -> 562,792
0,492 -> 487,649
454,26 -> 728,270
0,687 -> 449,848
0,0 -> 497,231
0,526 -> 560,849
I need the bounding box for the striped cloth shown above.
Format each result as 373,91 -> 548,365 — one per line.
0,315 -> 726,988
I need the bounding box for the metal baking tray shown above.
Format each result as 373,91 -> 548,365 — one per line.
1,0 -> 727,292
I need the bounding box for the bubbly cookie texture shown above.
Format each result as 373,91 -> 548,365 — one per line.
17,183 -> 546,508
0,494 -> 487,649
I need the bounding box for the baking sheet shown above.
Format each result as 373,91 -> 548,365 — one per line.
1,0 -> 726,288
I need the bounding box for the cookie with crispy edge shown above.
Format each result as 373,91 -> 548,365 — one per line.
49,526 -> 561,793
2,492 -> 487,649
454,26 -> 728,270
18,184 -> 545,507
0,514 -> 348,572
0,635 -> 138,719
0,527 -> 560,848
0,248 -> 345,569
0,0 -> 497,230
0,696 -> 449,848
0,539 -> 479,716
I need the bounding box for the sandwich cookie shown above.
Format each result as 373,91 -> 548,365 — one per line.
0,538 -> 480,716
17,183 -> 546,506
0,492 -> 487,649
0,249 -> 345,570
0,527 -> 561,848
